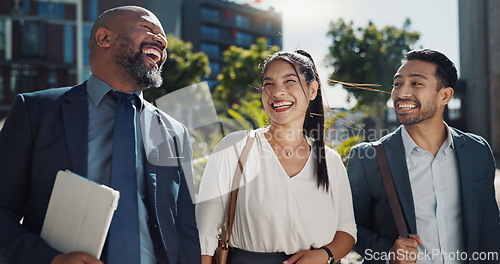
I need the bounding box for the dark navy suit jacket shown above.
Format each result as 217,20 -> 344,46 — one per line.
0,83 -> 201,264
347,126 -> 500,264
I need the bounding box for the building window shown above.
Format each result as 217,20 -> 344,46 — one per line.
88,0 -> 99,21
200,43 -> 221,58
0,20 -> 5,60
48,71 -> 58,88
21,22 -> 46,58
209,62 -> 221,76
17,0 -> 30,14
255,17 -> 262,27
201,7 -> 220,22
0,75 -> 4,102
201,25 -> 220,40
64,25 -> 74,64
235,14 -> 250,29
0,19 -> 12,61
265,21 -> 272,33
38,2 -> 65,19
10,68 -> 38,97
235,32 -> 252,46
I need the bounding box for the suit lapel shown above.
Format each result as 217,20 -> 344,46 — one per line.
382,126 -> 417,234
141,102 -> 177,167
141,102 -> 164,168
451,129 -> 476,251
62,83 -> 88,177
141,104 -> 178,264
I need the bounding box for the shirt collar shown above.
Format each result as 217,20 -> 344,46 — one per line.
441,122 -> 455,152
401,125 -> 419,157
87,74 -> 145,110
401,122 -> 455,157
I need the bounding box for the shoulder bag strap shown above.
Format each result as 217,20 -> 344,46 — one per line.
223,131 -> 256,248
372,141 -> 409,238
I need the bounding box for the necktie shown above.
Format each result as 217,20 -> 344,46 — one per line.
107,91 -> 141,264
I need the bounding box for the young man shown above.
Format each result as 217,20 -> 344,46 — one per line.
0,6 -> 200,264
348,49 -> 500,264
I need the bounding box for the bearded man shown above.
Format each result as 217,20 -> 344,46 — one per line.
347,49 -> 500,264
0,6 -> 200,264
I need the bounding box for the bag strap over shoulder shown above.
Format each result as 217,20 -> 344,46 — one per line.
372,141 -> 409,238
223,131 -> 256,248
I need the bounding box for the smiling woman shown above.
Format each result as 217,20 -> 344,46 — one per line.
261,59 -> 315,127
196,50 -> 357,264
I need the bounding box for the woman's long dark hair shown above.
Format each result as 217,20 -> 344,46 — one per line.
260,50 -> 329,190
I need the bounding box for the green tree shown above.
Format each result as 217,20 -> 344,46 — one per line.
144,34 -> 210,102
214,38 -> 280,129
214,38 -> 281,111
326,18 -> 420,138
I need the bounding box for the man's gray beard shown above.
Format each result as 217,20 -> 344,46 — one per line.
114,37 -> 163,89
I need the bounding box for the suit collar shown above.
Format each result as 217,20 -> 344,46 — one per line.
449,128 -> 476,248
450,127 -> 465,150
62,82 -> 89,177
141,102 -> 179,167
64,81 -> 87,103
87,74 -> 145,111
449,128 -> 468,182
384,126 -> 475,242
400,124 -> 455,158
401,126 -> 419,157
381,126 -> 418,234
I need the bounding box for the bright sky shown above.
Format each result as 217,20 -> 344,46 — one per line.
235,0 -> 459,108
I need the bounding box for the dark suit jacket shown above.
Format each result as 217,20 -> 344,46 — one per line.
0,83 -> 201,264
347,125 -> 500,264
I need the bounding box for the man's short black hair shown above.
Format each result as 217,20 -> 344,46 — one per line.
404,49 -> 458,90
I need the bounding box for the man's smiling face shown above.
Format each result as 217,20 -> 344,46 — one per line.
111,10 -> 168,89
391,59 -> 442,126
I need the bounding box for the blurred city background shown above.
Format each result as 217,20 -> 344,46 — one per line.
0,0 -> 499,262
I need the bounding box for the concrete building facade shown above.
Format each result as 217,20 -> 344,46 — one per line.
459,0 -> 500,155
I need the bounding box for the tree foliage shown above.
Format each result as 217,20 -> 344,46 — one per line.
213,38 -> 280,129
326,18 -> 420,133
144,34 -> 211,102
214,38 -> 281,112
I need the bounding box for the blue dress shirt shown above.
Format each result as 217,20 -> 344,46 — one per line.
86,75 -> 156,264
401,124 -> 465,264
